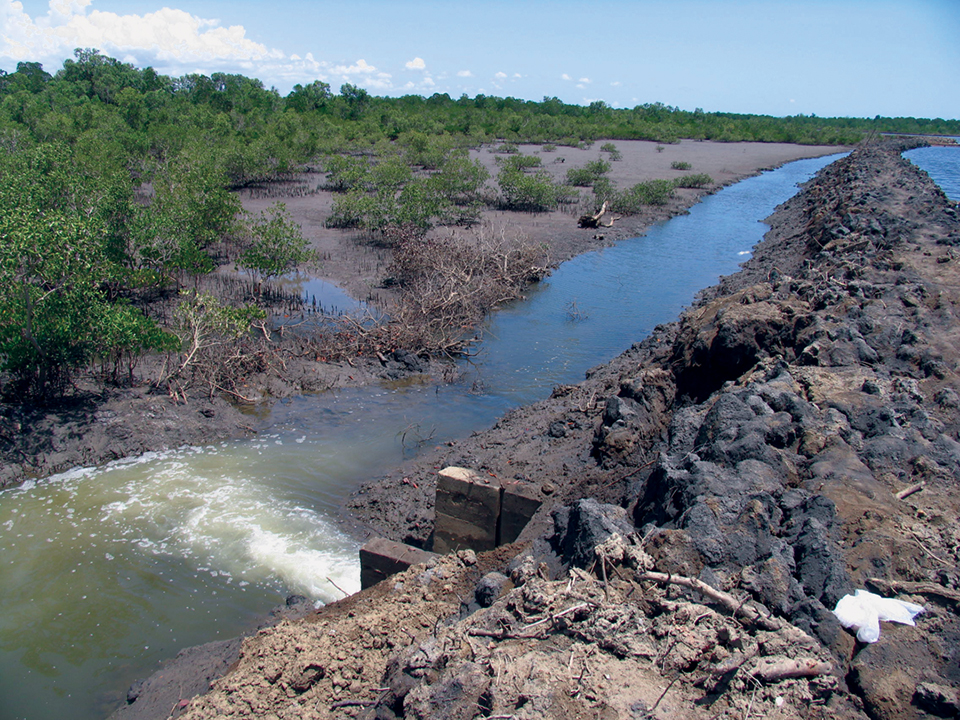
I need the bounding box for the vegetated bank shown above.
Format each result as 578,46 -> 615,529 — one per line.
161,138 -> 960,720
3,50 -> 958,492
0,134 -> 844,489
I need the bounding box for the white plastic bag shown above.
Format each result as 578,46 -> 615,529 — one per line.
832,589 -> 925,643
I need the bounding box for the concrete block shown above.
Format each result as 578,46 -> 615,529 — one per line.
499,481 -> 542,545
359,537 -> 436,590
433,466 -> 501,554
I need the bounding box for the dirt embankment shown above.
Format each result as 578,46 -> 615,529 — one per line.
163,139 -> 960,720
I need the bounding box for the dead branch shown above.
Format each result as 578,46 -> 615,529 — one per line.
866,577 -> 960,605
895,482 -> 925,500
636,571 -> 781,631
521,602 -> 593,631
750,658 -> 833,683
578,201 -> 610,229
330,699 -> 377,709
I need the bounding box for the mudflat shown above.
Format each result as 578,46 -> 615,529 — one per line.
0,139 -> 844,489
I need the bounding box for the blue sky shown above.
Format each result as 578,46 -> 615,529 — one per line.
2,0 -> 958,119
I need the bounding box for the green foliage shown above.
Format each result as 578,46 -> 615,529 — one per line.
325,145 -> 488,233
339,83 -> 370,119
238,203 -> 313,291
397,130 -> 456,169
323,154 -> 371,192
370,154 -> 413,193
286,80 -> 332,113
0,143 -> 172,397
326,188 -> 379,229
497,166 -> 567,212
600,142 -> 622,160
674,173 -> 713,188
95,301 -> 179,384
173,291 -> 264,344
591,176 -> 617,205
135,150 -> 241,282
166,290 -> 266,388
610,179 -> 677,213
565,158 -> 611,187
670,161 -> 692,170
496,154 -> 542,171
3,47 -> 959,397
427,150 -> 489,206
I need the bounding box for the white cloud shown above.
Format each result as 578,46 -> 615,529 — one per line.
49,0 -> 92,18
1,0 -> 282,69
494,71 -> 506,79
405,56 -> 426,70
457,69 -> 472,77
579,77 -> 591,84
561,73 -> 572,81
611,80 -> 621,87
330,58 -> 379,76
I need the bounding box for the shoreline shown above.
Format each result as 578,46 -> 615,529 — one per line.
164,137 -> 960,720
98,143 -> 852,718
0,139 -> 847,493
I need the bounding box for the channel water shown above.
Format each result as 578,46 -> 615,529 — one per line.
905,142 -> 960,201
5,147 -> 957,720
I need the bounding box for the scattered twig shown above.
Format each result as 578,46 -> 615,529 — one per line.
600,557 -> 609,602
907,531 -> 952,566
896,482 -> 925,500
326,576 -> 349,597
601,458 -> 656,489
651,675 -> 680,711
330,699 -> 377,709
750,658 -> 833,683
636,571 -> 781,631
866,577 -> 960,605
521,602 -> 593,632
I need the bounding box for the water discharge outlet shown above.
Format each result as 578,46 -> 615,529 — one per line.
433,466 -> 543,554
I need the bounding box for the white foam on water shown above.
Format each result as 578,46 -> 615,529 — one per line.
2,441 -> 361,606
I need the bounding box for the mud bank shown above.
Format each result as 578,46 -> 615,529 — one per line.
160,138 -> 960,720
0,140 -> 843,491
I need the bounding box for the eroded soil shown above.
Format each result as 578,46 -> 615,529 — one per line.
159,139 -> 960,720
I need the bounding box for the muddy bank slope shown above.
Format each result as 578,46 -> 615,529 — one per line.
167,140 -> 960,720
0,140 -> 843,491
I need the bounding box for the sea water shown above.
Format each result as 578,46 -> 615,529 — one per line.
905,141 -> 960,201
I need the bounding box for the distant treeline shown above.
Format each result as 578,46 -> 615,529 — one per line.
1,49 -> 957,401
2,49 -> 958,177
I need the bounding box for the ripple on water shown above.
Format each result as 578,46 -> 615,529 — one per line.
905,143 -> 960,201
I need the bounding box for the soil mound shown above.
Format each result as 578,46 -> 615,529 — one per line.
133,138 -> 960,719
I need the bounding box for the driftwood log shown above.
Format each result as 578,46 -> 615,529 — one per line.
578,201 -> 621,229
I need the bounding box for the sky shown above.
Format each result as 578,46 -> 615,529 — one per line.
1,0 -> 958,119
